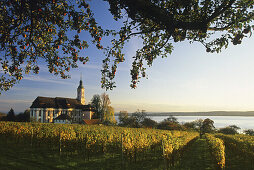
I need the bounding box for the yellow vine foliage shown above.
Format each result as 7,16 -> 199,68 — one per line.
205,134 -> 225,169
0,121 -> 198,160
216,133 -> 254,159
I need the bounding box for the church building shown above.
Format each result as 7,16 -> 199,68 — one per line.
30,78 -> 93,123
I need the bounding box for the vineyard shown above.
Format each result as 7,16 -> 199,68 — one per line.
0,121 -> 253,169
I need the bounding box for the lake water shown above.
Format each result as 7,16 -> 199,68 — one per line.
115,116 -> 254,130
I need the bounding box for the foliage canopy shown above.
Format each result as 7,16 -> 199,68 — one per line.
90,93 -> 116,124
1,0 -> 253,92
0,0 -> 103,93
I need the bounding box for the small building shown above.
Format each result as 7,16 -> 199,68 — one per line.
30,78 -> 94,123
54,114 -> 71,124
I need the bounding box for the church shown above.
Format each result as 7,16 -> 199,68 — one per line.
30,78 -> 94,123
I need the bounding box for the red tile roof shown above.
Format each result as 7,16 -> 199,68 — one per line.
83,119 -> 101,125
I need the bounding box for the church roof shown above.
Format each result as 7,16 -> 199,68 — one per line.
30,96 -> 93,110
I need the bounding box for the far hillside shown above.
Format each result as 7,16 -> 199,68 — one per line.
116,111 -> 254,117
0,112 -> 7,120
0,112 -> 6,117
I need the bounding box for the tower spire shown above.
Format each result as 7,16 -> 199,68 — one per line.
77,72 -> 85,104
79,72 -> 84,88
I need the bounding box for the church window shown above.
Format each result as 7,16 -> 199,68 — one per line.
39,110 -> 41,117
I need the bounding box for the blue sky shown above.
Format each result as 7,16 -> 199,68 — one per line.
1,1 -> 254,114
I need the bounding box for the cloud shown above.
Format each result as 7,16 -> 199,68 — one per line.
23,75 -> 74,85
0,99 -> 31,104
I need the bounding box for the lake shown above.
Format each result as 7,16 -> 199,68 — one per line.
115,116 -> 254,130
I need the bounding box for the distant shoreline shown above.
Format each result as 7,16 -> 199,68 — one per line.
116,111 -> 254,117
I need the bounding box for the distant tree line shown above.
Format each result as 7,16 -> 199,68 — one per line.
2,107 -> 254,137
118,111 -> 254,136
0,108 -> 30,122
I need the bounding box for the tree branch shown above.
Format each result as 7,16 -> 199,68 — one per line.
206,0 -> 236,23
208,13 -> 254,31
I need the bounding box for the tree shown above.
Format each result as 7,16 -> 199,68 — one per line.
244,129 -> 254,136
90,92 -> 115,124
163,115 -> 178,124
0,0 -> 103,94
118,111 -> 132,126
1,0 -> 253,92
157,121 -> 186,131
103,106 -> 116,125
102,0 -> 254,89
200,118 -> 215,136
183,121 -> 197,130
119,110 -> 128,121
91,94 -> 102,119
141,117 -> 157,128
6,108 -> 16,121
192,119 -> 215,137
195,119 -> 203,135
129,109 -> 147,128
118,110 -> 150,128
157,115 -> 185,130
132,110 -> 147,123
119,116 -> 138,128
16,109 -> 30,122
218,125 -> 240,135
101,92 -> 111,120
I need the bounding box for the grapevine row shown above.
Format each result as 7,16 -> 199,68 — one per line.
205,134 -> 225,169
215,133 -> 254,164
0,121 -> 198,164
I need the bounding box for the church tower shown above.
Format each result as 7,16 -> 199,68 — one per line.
77,75 -> 85,105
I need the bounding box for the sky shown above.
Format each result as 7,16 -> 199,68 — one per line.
1,1 -> 254,114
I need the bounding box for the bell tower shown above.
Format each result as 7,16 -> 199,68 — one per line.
77,74 -> 85,105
